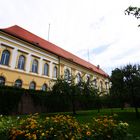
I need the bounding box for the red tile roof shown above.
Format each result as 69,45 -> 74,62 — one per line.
0,25 -> 108,78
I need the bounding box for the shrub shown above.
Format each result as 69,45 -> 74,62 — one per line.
90,114 -> 129,140
0,115 -> 20,140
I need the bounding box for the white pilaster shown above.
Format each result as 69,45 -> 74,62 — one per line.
11,48 -> 18,69
39,57 -> 43,75
26,54 -> 31,72
50,61 -> 53,78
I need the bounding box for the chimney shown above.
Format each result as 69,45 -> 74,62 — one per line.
97,65 -> 100,69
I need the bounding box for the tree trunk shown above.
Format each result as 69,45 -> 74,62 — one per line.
71,94 -> 76,115
135,107 -> 139,119
131,84 -> 139,119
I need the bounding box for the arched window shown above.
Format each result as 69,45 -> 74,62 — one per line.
32,59 -> 38,73
18,55 -> 25,70
14,79 -> 22,88
64,69 -> 71,81
42,83 -> 48,91
53,66 -> 57,78
86,75 -> 90,84
44,63 -> 49,76
0,50 -> 10,65
77,73 -> 82,83
29,81 -> 36,90
93,78 -> 97,87
0,76 -> 5,86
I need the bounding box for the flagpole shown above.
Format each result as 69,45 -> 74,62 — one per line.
48,23 -> 50,41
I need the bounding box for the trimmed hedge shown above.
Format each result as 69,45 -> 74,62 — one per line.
0,86 -> 24,115
0,85 -> 122,114
0,86 -> 103,114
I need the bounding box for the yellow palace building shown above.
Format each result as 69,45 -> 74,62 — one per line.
0,25 -> 109,92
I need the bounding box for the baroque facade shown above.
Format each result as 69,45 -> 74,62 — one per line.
0,25 -> 109,92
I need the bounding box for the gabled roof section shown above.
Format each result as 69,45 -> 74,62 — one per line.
0,25 -> 108,77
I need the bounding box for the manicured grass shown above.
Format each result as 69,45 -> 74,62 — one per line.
73,108 -> 140,137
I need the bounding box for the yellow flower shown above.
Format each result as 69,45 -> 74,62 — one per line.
50,127 -> 54,131
124,122 -> 129,127
65,134 -> 68,138
86,131 -> 91,136
30,124 -> 36,129
41,133 -> 45,136
107,135 -> 111,138
25,133 -> 31,138
85,125 -> 89,128
46,117 -> 50,120
71,136 -> 75,140
34,113 -> 39,116
32,134 -> 37,140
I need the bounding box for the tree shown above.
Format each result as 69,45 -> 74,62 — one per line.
110,68 -> 126,109
125,6 -> 140,27
79,78 -> 100,112
123,64 -> 140,118
111,64 -> 140,118
51,76 -> 99,114
51,77 -> 82,115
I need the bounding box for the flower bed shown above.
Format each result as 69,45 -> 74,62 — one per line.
8,113 -> 129,140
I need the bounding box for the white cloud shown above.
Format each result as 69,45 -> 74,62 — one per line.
0,0 -> 140,75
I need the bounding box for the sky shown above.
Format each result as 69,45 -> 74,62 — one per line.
1,0 -> 140,75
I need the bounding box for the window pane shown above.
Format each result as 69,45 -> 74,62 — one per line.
54,66 -> 57,78
44,63 -> 49,76
0,76 -> 5,86
42,84 -> 47,91
0,50 -> 10,65
29,81 -> 36,90
15,79 -> 22,88
32,59 -> 38,73
18,55 -> 25,70
64,69 -> 70,81
77,73 -> 81,83
86,75 -> 90,84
